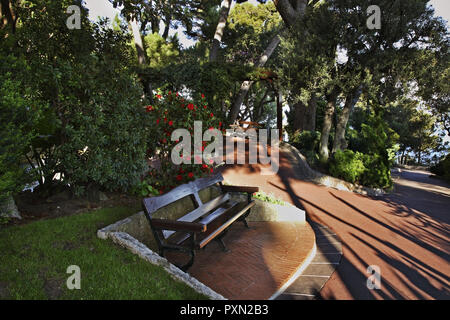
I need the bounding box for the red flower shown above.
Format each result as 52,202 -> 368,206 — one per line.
203,105 -> 207,109
188,103 -> 194,110
156,119 -> 160,124
210,113 -> 214,118
156,94 -> 162,99
176,175 -> 182,181
168,120 -> 173,126
201,94 -> 205,99
145,105 -> 153,112
202,164 -> 208,169
210,168 -> 214,173
188,172 -> 194,178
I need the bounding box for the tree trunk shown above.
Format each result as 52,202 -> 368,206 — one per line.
0,0 -> 17,34
129,17 -> 154,100
319,88 -> 339,161
162,16 -> 171,40
274,0 -> 307,27
129,17 -> 146,65
292,94 -> 317,132
277,90 -> 283,140
228,34 -> 281,123
332,86 -> 362,154
209,0 -> 232,62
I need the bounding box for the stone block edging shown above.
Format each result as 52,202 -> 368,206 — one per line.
97,220 -> 226,300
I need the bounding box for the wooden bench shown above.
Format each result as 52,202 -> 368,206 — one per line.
142,173 -> 259,271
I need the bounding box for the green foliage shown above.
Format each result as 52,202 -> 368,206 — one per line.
224,1 -> 282,64
290,130 -> 321,154
144,33 -> 181,68
329,150 -> 365,184
131,180 -> 160,197
359,153 -> 392,189
384,98 -> 439,162
253,191 -> 286,206
329,149 -> 393,189
4,1 -> 148,195
331,104 -> 397,189
350,109 -> 396,189
289,130 -> 321,165
430,154 -> 450,183
0,55 -> 38,201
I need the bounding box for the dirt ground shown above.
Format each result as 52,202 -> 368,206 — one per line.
7,190 -> 141,227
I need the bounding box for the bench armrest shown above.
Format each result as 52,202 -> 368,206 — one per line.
221,185 -> 259,194
151,218 -> 207,233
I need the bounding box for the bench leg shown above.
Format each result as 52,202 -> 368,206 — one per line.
180,250 -> 195,272
216,237 -> 230,253
239,208 -> 252,229
160,247 -> 196,272
215,230 -> 230,252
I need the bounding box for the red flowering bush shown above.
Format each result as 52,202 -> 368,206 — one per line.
141,91 -> 224,195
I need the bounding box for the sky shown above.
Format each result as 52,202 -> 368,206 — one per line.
84,0 -> 449,48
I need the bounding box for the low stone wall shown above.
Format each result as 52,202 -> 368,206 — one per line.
0,196 -> 21,220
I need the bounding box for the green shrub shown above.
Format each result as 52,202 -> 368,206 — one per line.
430,154 -> 450,182
290,130 -> 321,153
0,55 -> 38,201
360,153 -> 393,189
329,150 -> 366,184
430,160 -> 445,176
5,4 -> 150,196
253,191 -> 286,206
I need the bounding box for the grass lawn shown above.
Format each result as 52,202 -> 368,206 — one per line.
0,207 -> 208,300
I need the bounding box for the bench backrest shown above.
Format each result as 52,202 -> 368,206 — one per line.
143,173 -> 226,237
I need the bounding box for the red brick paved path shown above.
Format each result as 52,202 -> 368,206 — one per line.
221,151 -> 450,299
166,221 -> 315,300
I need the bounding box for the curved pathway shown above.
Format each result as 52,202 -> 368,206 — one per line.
221,151 -> 450,299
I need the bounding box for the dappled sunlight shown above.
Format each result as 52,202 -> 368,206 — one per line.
223,151 -> 450,299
